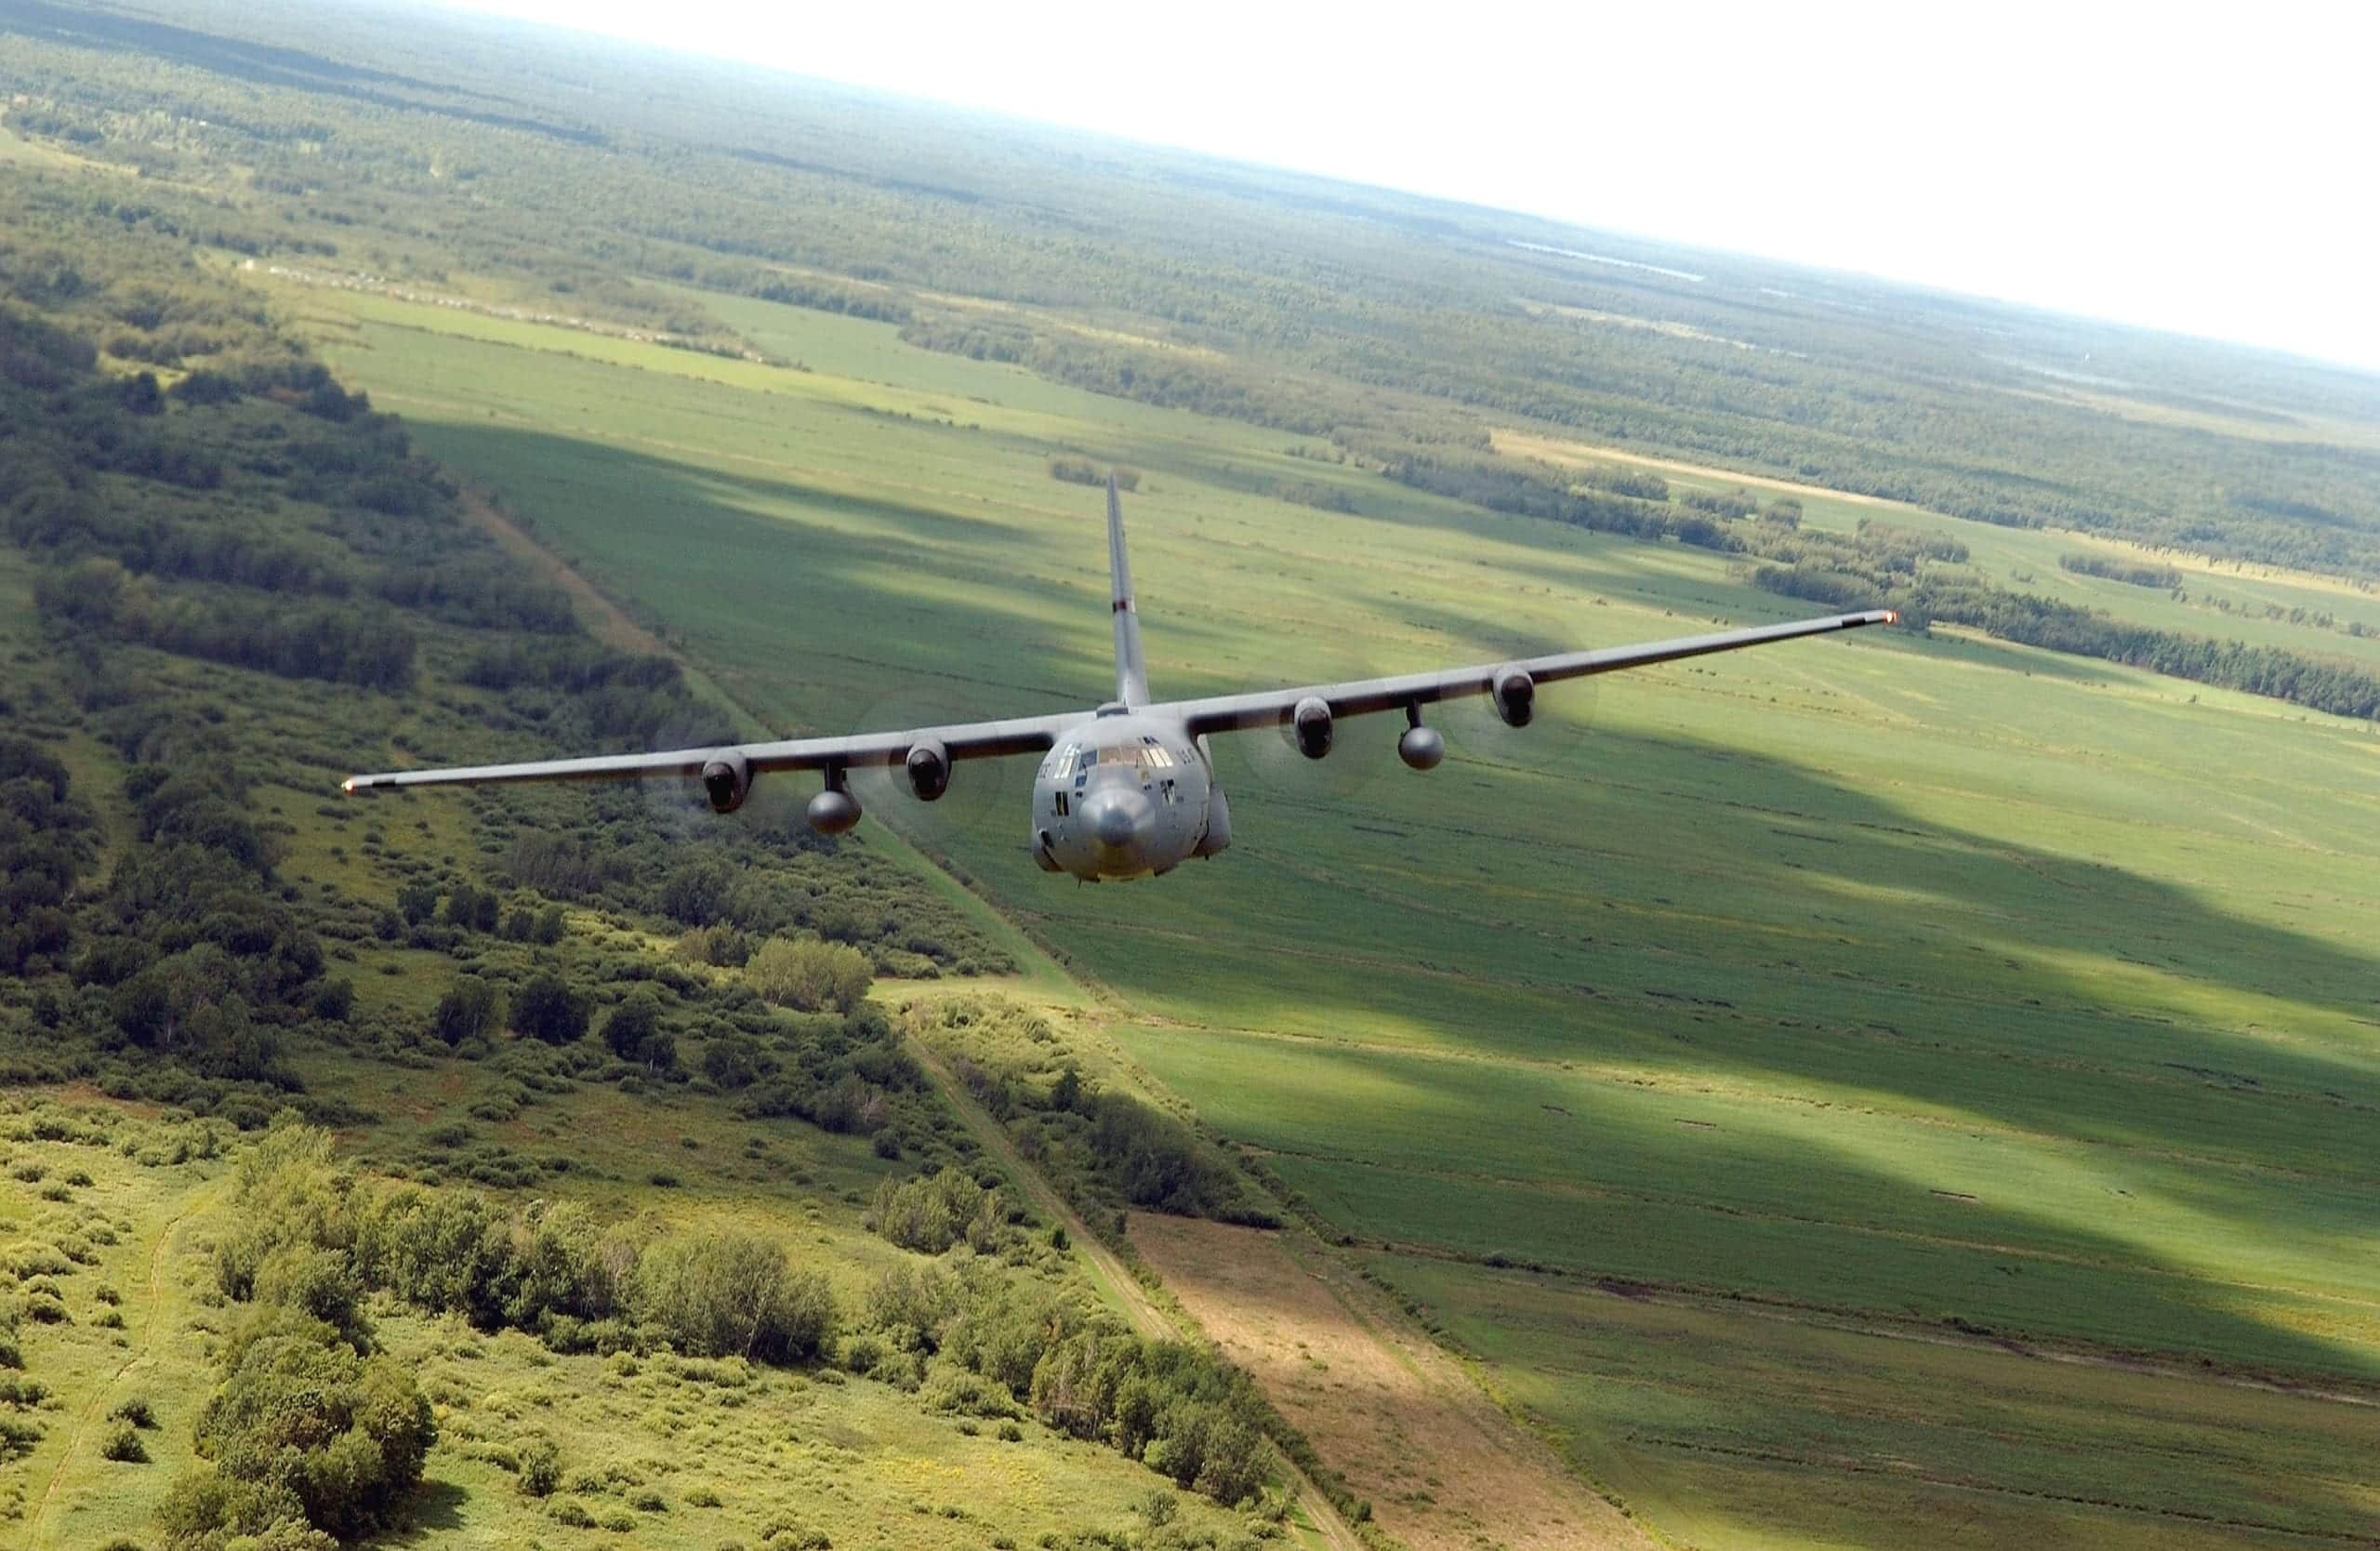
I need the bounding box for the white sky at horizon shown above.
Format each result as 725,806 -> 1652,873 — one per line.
427,0 -> 2379,373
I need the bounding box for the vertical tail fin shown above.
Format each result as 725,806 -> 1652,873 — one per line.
1106,473 -> 1149,707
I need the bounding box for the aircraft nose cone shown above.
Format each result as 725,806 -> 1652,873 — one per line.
1082,788 -> 1153,853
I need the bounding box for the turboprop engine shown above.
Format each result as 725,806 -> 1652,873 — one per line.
1493,668 -> 1535,728
701,752 -> 751,814
1292,696 -> 1333,759
906,738 -> 951,802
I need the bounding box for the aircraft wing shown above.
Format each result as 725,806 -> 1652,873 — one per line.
342,712 -> 1074,794
1153,609 -> 1897,736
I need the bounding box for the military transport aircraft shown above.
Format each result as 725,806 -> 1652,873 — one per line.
346,478 -> 1896,881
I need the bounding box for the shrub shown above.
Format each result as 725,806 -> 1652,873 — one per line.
522,1438 -> 562,1497
551,1499 -> 597,1528
676,923 -> 750,968
746,938 -> 871,1013
1,1414 -> 43,1461
602,992 -> 668,1066
866,1171 -> 1003,1255
100,1422 -> 149,1462
511,973 -> 590,1043
867,1262 -> 958,1353
840,1332 -> 885,1374
431,976 -> 502,1046
635,1232 -> 837,1363
168,1309 -> 435,1542
700,1031 -> 764,1090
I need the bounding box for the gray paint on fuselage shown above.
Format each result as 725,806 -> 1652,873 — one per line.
1030,708 -> 1219,881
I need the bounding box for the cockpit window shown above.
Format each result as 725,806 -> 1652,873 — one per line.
1092,742 -> 1176,769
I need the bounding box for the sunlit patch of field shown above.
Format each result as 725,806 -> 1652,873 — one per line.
288,283 -> 2380,1551
1519,299 -> 1778,354
2000,378 -> 2380,453
1,1100 -> 232,1549
0,118 -> 120,172
1499,426 -> 2380,667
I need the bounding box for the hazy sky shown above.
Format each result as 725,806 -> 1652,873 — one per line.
436,0 -> 2376,370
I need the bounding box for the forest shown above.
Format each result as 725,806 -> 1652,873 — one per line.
0,0 -> 2373,588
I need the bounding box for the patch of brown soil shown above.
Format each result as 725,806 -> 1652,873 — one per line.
1131,1214 -> 1653,1551
1495,428 -> 1896,510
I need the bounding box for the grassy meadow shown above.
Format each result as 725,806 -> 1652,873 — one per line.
284,279 -> 2380,1547
0,1080 -> 1273,1551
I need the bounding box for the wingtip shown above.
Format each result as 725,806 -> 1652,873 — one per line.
1884,609 -> 1899,626
340,776 -> 357,796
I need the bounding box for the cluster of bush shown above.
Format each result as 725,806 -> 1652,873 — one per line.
1049,456 -> 1140,491
932,1002 -> 1276,1229
0,736 -> 96,975
1745,527 -> 2380,720
487,813 -> 1010,978
162,1124 -> 437,1551
219,1119 -> 837,1362
21,702 -> 352,1094
2058,551 -> 2184,589
852,1239 -> 1275,1508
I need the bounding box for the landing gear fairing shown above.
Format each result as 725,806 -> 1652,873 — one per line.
344,478 -> 1896,882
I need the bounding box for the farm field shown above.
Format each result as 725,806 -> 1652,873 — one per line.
290,281 -> 2380,1547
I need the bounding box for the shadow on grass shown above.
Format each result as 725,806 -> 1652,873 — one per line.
392,1478 -> 470,1539
378,421 -> 2380,1399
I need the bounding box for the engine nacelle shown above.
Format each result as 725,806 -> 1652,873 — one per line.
1292,696 -> 1333,760
1492,668 -> 1535,728
906,739 -> 951,802
700,752 -> 752,814
806,789 -> 861,834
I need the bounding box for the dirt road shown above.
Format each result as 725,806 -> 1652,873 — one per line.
906,1035 -> 1368,1551
1133,1213 -> 1655,1551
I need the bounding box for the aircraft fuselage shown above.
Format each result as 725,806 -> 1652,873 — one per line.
1028,705 -> 1228,881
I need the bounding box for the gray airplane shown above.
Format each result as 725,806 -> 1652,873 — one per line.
345,477 -> 1896,881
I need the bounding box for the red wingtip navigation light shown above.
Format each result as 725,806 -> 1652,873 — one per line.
1884,610 -> 1899,625
341,777 -> 356,796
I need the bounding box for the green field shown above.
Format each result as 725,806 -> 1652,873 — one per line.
291,283 -> 2380,1547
